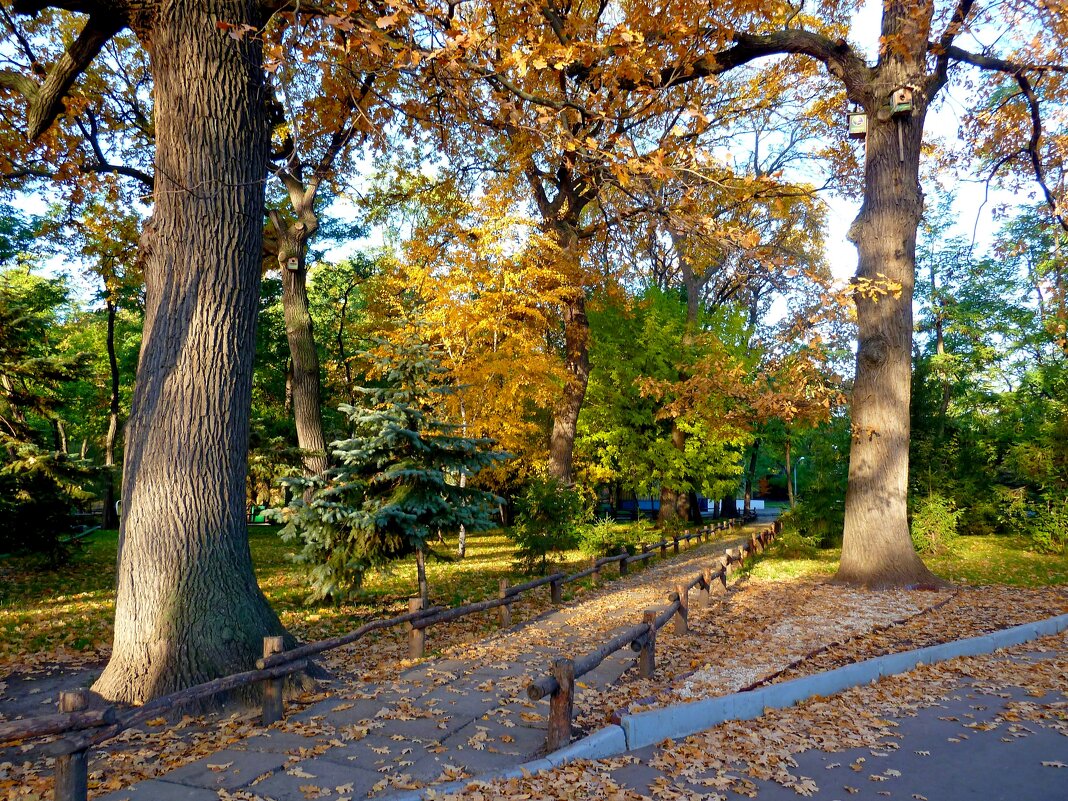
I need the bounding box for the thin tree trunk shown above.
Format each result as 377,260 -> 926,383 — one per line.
416,547 -> 428,607
658,421 -> 690,525
103,297 -> 120,529
548,291 -> 590,484
744,438 -> 760,514
785,435 -> 794,509
280,263 -> 328,479
93,2 -> 289,704
836,62 -> 940,587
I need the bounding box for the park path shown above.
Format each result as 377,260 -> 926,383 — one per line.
91,514 -> 959,801
94,523 -> 770,801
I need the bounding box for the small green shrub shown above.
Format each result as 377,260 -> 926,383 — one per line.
1026,500 -> 1068,554
579,516 -> 634,557
508,476 -> 590,573
910,493 -> 962,555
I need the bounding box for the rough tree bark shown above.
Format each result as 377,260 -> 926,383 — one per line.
90,1 -> 290,703
833,5 -> 941,588
269,210 -> 329,480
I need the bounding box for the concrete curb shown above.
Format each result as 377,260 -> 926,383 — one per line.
619,612 -> 1068,749
378,612 -> 1068,799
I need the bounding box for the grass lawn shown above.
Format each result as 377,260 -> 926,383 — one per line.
0,525 -> 616,671
2,523 -> 1064,672
748,533 -> 1068,587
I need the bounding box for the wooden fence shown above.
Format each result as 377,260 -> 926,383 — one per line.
0,516 -> 759,801
527,522 -> 781,751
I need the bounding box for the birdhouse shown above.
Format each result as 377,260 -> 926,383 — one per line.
890,86 -> 914,117
284,256 -> 300,271
847,111 -> 867,140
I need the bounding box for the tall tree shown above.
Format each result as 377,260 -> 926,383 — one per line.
661,0 -> 1068,585
1,1 -> 288,702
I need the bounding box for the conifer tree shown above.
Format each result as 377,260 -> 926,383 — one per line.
281,323 -> 510,603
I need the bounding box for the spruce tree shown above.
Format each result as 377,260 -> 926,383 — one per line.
281,327 -> 509,603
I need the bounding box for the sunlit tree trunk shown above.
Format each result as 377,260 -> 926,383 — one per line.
836,43 -> 940,587
93,1 -> 289,704
103,297 -> 120,529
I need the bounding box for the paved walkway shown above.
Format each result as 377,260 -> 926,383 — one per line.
97,527 -> 761,801
599,650 -> 1068,801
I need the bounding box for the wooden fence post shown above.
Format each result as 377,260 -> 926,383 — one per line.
591,556 -> 601,583
619,546 -> 629,576
54,691 -> 89,801
639,611 -> 657,678
499,579 -> 511,627
408,597 -> 426,659
550,576 -> 562,606
546,658 -> 575,752
674,584 -> 689,635
699,568 -> 712,607
261,636 -> 285,725
660,540 -> 667,558
673,536 -> 680,555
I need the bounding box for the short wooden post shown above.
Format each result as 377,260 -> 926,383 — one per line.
54,691 -> 89,801
619,546 -> 629,575
674,584 -> 689,635
673,536 -> 680,555
699,568 -> 712,607
546,658 -> 575,752
660,540 -> 667,558
408,597 -> 426,659
550,577 -> 562,606
639,611 -> 657,678
591,556 -> 601,582
261,636 -> 285,725
499,579 -> 511,627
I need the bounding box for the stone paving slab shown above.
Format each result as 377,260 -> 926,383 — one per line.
249,757 -> 384,801
160,748 -> 290,790
95,778 -> 222,801
233,730 -> 331,754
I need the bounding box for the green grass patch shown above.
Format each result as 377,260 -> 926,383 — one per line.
749,532 -> 1068,587
0,521 -> 654,666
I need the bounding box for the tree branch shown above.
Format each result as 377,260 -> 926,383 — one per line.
932,0 -> 976,91
8,12 -> 125,140
672,30 -> 873,105
1015,73 -> 1068,233
943,45 -> 1068,76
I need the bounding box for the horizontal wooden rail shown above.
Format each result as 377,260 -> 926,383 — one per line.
257,606 -> 443,668
528,522 -> 779,753
45,658 -> 310,757
0,708 -> 116,743
504,572 -> 566,597
527,621 -> 651,701
410,594 -> 514,630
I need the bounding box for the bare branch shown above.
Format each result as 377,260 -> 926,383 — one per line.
943,45 -> 1068,76
1015,73 -> 1068,233
932,0 -> 976,90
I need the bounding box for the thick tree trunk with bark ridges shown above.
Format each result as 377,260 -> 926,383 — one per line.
93,0 -> 288,704
836,83 -> 940,588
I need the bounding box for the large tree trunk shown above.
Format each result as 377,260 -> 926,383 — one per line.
836,62 -> 940,588
547,291 -> 590,484
93,1 -> 288,704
